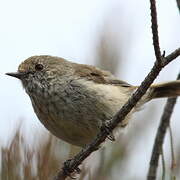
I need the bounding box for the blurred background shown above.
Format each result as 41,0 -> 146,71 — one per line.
0,0 -> 180,179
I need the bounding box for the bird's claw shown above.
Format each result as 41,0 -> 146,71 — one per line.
62,159 -> 81,179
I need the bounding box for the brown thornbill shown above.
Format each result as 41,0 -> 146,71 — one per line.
6,55 -> 180,147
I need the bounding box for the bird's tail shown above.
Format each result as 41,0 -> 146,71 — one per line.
149,80 -> 180,99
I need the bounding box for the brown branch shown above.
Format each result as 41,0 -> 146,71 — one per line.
147,73 -> 180,180
150,0 -> 162,64
54,48 -> 180,180
163,48 -> 180,66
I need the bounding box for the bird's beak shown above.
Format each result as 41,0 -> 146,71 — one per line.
5,72 -> 27,80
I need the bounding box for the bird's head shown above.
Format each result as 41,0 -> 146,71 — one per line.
6,55 -> 73,92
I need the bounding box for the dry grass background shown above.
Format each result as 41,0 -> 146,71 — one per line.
0,128 -> 138,180
1,117 -> 179,180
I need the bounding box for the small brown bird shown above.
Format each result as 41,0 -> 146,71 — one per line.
6,55 -> 180,147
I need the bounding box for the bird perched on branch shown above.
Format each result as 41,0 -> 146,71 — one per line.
6,55 -> 180,147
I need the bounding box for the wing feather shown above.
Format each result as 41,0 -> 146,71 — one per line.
73,63 -> 131,87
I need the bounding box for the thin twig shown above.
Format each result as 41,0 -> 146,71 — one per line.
54,49 -> 180,180
169,125 -> 176,169
150,0 -> 162,64
169,125 -> 176,179
147,73 -> 180,180
163,48 -> 180,66
161,148 -> 166,180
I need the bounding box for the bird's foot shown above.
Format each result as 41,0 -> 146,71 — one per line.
62,159 -> 81,179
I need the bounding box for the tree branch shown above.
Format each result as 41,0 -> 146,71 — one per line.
147,73 -> 180,180
150,0 -> 162,64
163,48 -> 180,66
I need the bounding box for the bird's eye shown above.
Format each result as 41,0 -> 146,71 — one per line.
35,64 -> 44,71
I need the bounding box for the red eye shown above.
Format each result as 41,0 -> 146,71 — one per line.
35,64 -> 44,71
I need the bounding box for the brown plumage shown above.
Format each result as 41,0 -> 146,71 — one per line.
6,55 -> 180,147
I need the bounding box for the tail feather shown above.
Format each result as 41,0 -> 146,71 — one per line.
150,80 -> 180,99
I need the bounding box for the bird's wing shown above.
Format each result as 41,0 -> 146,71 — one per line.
73,63 -> 132,87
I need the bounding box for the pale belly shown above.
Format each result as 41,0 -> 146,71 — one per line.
28,80 -> 132,147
